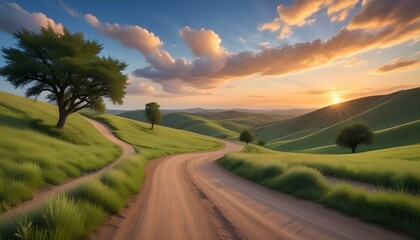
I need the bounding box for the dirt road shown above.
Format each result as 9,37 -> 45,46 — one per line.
91,141 -> 410,240
0,116 -> 134,218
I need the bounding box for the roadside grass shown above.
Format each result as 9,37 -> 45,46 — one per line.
0,92 -> 120,211
219,145 -> 420,238
0,112 -> 222,239
223,144 -> 420,194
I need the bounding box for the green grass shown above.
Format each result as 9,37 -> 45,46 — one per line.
225,144 -> 420,194
118,110 -> 289,139
255,87 -> 420,152
0,109 -> 222,239
219,145 -> 420,238
0,92 -> 120,211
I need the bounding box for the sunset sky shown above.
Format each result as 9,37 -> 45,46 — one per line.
0,0 -> 419,109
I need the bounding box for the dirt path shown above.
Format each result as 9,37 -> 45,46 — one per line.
91,141 -> 410,240
0,116 -> 134,219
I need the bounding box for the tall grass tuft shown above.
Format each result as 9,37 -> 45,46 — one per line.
266,166 -> 329,199
322,183 -> 420,238
67,180 -> 124,214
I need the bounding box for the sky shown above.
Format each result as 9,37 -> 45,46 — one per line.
0,0 -> 419,110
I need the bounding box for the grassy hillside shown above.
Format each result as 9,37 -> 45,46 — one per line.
220,144 -> 420,237
194,110 -> 288,127
257,87 -> 420,152
0,111 -> 222,239
119,110 -> 289,138
0,92 -> 120,211
89,113 -> 223,154
118,110 -> 239,138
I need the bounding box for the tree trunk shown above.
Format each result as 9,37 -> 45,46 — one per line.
351,146 -> 356,153
151,122 -> 154,130
55,109 -> 68,130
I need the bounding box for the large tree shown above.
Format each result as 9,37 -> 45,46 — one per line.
239,129 -> 254,145
145,102 -> 161,130
336,122 -> 374,153
0,27 -> 128,129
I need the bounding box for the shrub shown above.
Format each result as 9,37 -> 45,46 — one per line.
266,166 -> 329,199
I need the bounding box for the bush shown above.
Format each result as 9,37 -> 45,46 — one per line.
266,166 -> 329,199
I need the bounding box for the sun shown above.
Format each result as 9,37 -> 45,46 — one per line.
332,92 -> 341,104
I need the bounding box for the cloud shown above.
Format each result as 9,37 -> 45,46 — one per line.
258,0 -> 359,38
291,89 -> 344,95
344,58 -> 365,66
257,18 -> 281,32
85,13 -> 162,55
245,95 -> 266,98
0,3 -> 64,34
87,0 -> 419,94
375,57 -> 420,73
327,0 -> 359,22
179,27 -> 226,58
347,0 -> 418,30
59,0 -> 78,17
85,14 -> 229,94
126,77 -> 155,95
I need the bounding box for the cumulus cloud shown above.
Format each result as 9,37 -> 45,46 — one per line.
126,77 -> 155,95
86,0 -> 419,94
85,14 -> 231,95
375,57 -> 420,73
258,0 -> 359,38
179,27 -> 226,58
0,2 -> 64,34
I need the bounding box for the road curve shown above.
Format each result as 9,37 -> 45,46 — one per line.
0,116 -> 134,219
91,141 -> 410,240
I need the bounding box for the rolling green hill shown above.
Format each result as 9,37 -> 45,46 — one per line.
0,92 -> 120,210
257,87 -> 420,153
118,110 -> 289,138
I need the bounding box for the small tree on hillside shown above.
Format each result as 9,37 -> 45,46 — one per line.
336,122 -> 374,153
145,102 -> 161,130
239,129 -> 254,145
0,27 -> 128,129
257,140 -> 266,146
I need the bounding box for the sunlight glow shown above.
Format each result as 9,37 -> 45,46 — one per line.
332,92 -> 341,104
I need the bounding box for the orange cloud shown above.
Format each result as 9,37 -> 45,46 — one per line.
327,0 -> 359,22
87,0 -> 419,94
258,0 -> 359,38
85,13 -> 162,55
375,57 -> 420,73
257,18 -> 281,32
348,0 -> 419,30
179,27 -> 226,58
0,3 -> 63,34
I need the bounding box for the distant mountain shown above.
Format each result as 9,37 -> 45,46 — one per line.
254,87 -> 420,153
106,109 -> 130,115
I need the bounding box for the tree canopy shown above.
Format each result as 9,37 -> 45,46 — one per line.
336,122 -> 374,153
0,26 -> 128,129
145,102 -> 161,130
239,129 -> 254,145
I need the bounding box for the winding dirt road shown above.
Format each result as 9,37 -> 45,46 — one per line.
91,141 -> 410,240
0,116 -> 134,219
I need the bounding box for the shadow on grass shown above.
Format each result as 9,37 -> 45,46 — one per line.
0,114 -> 82,144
